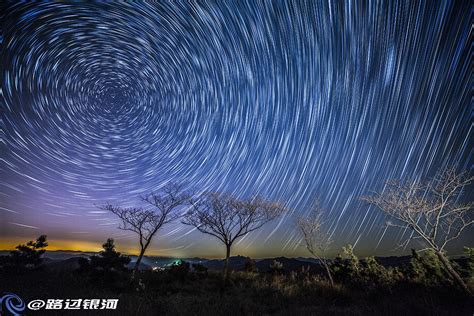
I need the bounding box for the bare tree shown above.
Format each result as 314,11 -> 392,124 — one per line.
297,203 -> 334,287
182,192 -> 286,279
103,183 -> 190,277
363,168 -> 473,293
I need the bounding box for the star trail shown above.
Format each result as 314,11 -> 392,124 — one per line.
1,1 -> 472,258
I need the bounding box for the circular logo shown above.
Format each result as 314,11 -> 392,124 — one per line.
0,293 -> 26,315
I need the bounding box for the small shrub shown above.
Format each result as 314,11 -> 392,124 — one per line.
244,259 -> 258,273
192,263 -> 208,274
464,247 -> 474,281
269,260 -> 284,274
169,260 -> 190,280
331,244 -> 360,283
360,256 -> 398,288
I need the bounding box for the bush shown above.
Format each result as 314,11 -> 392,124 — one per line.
331,244 -> 360,283
244,259 -> 258,273
169,260 -> 190,280
330,245 -> 406,289
359,256 -> 400,288
192,263 -> 208,274
464,247 -> 474,281
269,260 -> 284,274
408,249 -> 448,286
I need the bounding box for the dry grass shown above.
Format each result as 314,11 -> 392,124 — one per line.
1,268 -> 472,315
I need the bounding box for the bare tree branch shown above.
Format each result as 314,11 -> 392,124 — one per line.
362,168 -> 473,293
182,192 -> 286,279
297,201 -> 334,286
101,183 -> 190,276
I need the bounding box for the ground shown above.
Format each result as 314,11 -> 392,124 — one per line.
1,268 -> 472,315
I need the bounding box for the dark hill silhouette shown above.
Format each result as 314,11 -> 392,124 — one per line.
256,257 -> 316,272
1,250 -> 468,273
201,256 -> 321,272
127,260 -> 152,271
368,256 -> 411,267
203,255 -> 251,271
45,257 -> 84,271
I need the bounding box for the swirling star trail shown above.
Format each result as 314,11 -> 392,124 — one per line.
1,1 -> 472,257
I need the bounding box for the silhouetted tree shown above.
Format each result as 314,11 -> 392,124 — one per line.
93,238 -> 131,270
182,192 -> 285,280
363,168 -> 473,293
103,183 -> 190,278
297,202 -> 334,286
78,238 -> 130,284
9,235 -> 48,270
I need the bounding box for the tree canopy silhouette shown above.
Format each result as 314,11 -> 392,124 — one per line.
78,238 -> 131,284
10,235 -> 48,268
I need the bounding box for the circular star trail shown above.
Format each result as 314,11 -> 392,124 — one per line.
1,1 -> 472,257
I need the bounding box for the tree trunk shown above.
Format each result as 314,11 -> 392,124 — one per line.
436,251 -> 471,295
322,260 -> 334,287
132,248 -> 146,279
223,244 -> 231,281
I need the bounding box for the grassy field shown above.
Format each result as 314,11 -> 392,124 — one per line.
2,267 -> 473,315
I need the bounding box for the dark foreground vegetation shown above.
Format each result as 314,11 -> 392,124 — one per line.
1,236 -> 473,315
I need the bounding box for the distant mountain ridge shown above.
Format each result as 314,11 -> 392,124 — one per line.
1,250 -> 423,272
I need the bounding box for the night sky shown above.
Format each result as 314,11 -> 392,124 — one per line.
1,1 -> 472,258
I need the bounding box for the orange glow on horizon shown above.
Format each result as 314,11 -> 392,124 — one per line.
0,238 -> 145,255
0,237 -> 253,258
